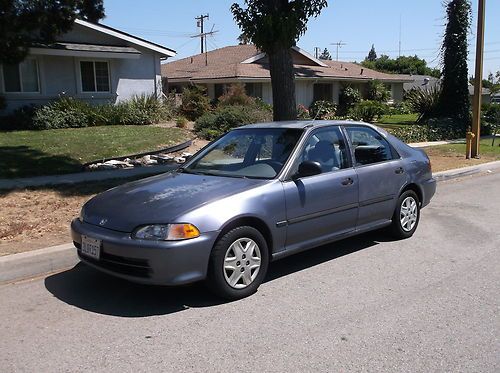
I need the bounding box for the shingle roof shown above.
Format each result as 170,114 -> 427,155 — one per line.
161,45 -> 413,83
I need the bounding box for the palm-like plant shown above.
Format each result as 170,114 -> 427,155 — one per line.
405,86 -> 441,123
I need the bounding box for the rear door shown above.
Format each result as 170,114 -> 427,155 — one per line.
344,126 -> 408,230
282,126 -> 359,252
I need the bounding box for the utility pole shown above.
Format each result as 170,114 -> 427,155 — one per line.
471,0 -> 485,158
398,15 -> 402,57
195,14 -> 209,53
330,41 -> 346,61
314,47 -> 320,59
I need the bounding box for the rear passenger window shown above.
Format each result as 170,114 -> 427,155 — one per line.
345,127 -> 395,166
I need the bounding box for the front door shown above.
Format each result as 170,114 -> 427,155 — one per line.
283,126 -> 359,252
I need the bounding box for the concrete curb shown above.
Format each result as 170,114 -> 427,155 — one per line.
0,243 -> 77,284
1,160 -> 499,285
432,160 -> 500,182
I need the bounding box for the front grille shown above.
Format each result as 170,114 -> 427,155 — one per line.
75,242 -> 152,278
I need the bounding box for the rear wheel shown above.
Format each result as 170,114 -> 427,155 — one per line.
390,190 -> 420,239
207,226 -> 269,300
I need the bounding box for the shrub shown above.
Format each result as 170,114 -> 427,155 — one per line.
0,105 -> 36,130
180,85 -> 211,121
32,97 -> 93,129
366,80 -> 391,102
176,116 -> 188,128
195,104 -> 272,140
405,86 -> 441,123
388,101 -> 413,115
2,95 -> 174,130
387,118 -> 465,143
482,104 -> 500,142
338,86 -> 361,115
349,100 -> 388,122
309,100 -> 337,120
297,104 -> 310,119
218,83 -> 255,107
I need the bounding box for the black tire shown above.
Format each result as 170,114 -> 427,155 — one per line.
390,190 -> 420,239
207,226 -> 269,300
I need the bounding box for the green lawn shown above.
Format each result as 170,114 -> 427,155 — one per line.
0,125 -> 190,178
378,113 -> 418,130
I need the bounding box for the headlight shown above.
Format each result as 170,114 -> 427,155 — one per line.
132,224 -> 200,241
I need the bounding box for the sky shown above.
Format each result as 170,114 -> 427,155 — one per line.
102,0 -> 500,78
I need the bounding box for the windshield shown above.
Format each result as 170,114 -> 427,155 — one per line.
183,128 -> 303,179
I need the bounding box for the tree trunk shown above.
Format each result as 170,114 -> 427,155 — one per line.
268,47 -> 297,121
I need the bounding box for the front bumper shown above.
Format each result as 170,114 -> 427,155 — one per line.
71,219 -> 219,286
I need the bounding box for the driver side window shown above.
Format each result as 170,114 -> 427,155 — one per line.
291,126 -> 350,175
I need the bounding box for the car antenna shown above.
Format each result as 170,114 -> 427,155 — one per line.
306,100 -> 326,127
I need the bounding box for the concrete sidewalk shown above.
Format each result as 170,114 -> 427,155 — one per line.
1,160 -> 499,285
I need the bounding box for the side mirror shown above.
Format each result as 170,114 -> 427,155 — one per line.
293,161 -> 322,179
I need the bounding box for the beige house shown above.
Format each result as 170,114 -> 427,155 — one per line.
161,45 -> 412,107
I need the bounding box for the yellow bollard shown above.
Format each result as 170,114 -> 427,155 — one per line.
466,131 -> 475,159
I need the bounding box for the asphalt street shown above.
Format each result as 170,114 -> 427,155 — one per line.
1,172 -> 499,372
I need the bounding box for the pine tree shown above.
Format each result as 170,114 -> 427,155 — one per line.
319,48 -> 332,60
367,44 -> 377,62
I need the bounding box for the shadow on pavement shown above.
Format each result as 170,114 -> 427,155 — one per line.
45,231 -> 385,317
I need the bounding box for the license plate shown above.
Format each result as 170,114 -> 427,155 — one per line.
81,235 -> 101,260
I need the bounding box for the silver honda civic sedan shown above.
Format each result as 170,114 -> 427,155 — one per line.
71,120 -> 436,299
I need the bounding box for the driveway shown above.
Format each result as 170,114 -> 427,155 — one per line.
0,172 -> 499,372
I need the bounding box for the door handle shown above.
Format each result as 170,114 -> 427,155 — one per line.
341,177 -> 354,186
395,167 -> 405,174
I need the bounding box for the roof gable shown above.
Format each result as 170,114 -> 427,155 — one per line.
74,19 -> 176,58
242,46 -> 328,67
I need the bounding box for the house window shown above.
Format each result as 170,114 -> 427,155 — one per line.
80,61 -> 110,92
2,58 -> 39,93
313,83 -> 333,102
245,83 -> 263,98
214,83 -> 227,99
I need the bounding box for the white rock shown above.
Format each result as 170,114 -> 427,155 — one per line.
174,156 -> 186,164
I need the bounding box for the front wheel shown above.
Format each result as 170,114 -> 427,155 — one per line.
207,226 -> 269,300
390,190 -> 420,239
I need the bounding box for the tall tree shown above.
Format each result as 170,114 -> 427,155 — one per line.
319,48 -> 332,60
366,44 -> 377,62
439,0 -> 471,126
362,54 -> 441,77
231,0 -> 327,121
237,33 -> 251,45
0,0 -> 105,65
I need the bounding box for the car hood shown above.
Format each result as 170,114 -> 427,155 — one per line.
82,171 -> 265,232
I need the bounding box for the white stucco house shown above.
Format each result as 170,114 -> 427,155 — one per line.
0,19 -> 176,112
162,45 -> 413,107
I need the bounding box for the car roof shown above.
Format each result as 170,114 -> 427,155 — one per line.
238,120 -> 378,130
